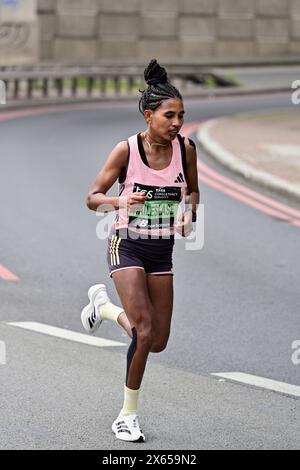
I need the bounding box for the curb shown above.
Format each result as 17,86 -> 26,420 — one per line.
197,118 -> 300,204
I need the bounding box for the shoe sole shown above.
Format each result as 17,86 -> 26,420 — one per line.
81,284 -> 108,335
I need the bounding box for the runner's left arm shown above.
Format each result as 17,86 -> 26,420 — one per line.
185,138 -> 200,221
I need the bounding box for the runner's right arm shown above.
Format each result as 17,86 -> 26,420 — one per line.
86,141 -> 147,212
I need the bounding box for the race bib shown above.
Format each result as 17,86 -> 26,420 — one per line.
128,183 -> 181,230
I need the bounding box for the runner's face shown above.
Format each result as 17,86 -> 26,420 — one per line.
147,98 -> 185,142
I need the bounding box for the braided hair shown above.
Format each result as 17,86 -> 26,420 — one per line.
139,59 -> 182,115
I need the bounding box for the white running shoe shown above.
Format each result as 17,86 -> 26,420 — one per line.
81,284 -> 110,335
112,412 -> 145,443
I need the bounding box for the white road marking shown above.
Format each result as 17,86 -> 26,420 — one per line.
212,372 -> 300,398
0,341 -> 6,365
6,322 -> 126,348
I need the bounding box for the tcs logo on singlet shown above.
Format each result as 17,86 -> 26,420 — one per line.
135,185 -> 155,199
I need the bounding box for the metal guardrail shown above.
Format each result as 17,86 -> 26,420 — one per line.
0,65 -> 235,101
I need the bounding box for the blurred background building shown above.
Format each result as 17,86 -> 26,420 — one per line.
0,0 -> 299,66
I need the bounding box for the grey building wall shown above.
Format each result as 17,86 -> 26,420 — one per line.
28,0 -> 300,64
0,0 -> 39,66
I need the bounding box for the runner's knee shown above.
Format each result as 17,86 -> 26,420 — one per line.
150,337 -> 169,353
136,323 -> 153,350
126,301 -> 155,351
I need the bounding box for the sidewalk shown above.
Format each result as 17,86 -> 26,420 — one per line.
198,108 -> 300,203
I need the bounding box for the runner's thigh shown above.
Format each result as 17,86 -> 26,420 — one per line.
112,268 -> 154,328
146,274 -> 174,338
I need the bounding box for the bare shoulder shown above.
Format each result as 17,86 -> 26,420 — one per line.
115,140 -> 129,153
106,140 -> 129,169
112,140 -> 129,159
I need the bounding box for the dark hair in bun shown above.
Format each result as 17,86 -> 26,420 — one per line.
139,59 -> 182,114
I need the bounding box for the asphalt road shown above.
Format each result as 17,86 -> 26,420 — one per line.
0,92 -> 299,449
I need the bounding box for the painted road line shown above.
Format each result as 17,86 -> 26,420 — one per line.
6,322 -> 126,348
183,122 -> 300,227
0,105 -> 104,122
198,173 -> 292,222
212,372 -> 300,398
198,160 -> 300,221
0,265 -> 19,281
0,101 -> 137,122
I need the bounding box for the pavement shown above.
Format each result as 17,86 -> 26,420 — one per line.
197,108 -> 300,203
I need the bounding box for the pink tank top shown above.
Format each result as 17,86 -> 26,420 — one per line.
115,133 -> 188,237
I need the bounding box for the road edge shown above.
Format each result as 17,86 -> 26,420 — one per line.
197,118 -> 300,204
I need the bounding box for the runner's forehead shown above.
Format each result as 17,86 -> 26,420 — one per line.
159,99 -> 184,113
